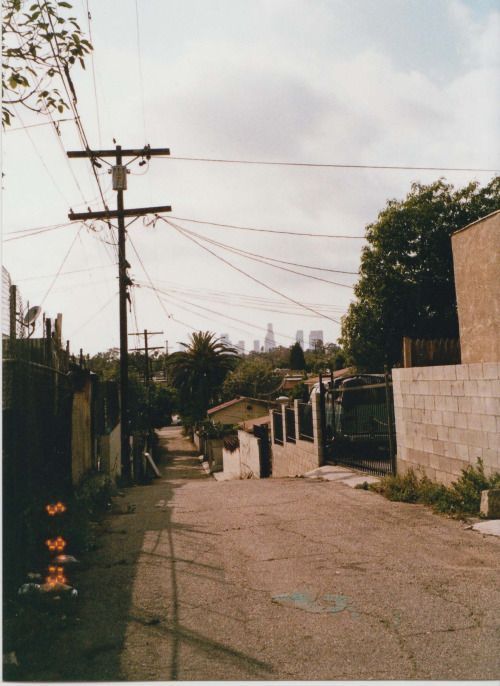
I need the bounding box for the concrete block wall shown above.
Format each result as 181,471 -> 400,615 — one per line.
393,363 -> 500,486
270,395 -> 323,477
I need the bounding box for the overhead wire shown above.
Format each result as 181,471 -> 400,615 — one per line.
12,105 -> 70,206
144,277 -> 346,312
166,214 -> 365,239
85,0 -> 102,147
134,0 -> 147,141
160,217 -> 341,324
68,290 -> 118,337
165,155 -> 499,174
165,220 -> 356,287
15,264 -> 114,281
37,0 -> 118,257
139,282 -> 298,343
40,224 -> 83,306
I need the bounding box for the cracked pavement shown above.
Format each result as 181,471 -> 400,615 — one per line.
16,426 -> 500,681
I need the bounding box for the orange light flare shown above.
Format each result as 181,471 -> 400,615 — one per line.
46,566 -> 67,585
45,502 -> 67,516
45,537 -> 67,552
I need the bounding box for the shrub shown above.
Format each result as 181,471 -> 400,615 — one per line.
371,460 -> 500,517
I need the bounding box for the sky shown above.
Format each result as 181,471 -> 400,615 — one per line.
2,0 -> 499,355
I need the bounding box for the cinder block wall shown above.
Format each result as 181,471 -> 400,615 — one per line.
393,363 -> 500,486
270,396 -> 323,477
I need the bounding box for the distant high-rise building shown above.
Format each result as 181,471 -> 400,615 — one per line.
236,340 -> 245,354
264,323 -> 276,352
309,330 -> 324,349
295,330 -> 304,348
220,333 -> 231,347
253,340 -> 260,353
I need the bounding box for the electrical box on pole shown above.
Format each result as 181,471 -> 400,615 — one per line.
111,165 -> 129,191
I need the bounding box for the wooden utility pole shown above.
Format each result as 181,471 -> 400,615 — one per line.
129,329 -> 164,383
67,145 -> 171,480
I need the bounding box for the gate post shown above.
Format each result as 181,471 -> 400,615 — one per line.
384,366 -> 396,475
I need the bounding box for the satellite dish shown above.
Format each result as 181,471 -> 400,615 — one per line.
24,305 -> 42,326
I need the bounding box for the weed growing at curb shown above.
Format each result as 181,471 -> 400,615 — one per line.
369,459 -> 500,518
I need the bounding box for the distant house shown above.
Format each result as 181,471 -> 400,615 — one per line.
207,396 -> 273,425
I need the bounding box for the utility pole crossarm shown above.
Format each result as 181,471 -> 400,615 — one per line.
130,347 -> 164,352
68,206 -> 171,221
67,147 -> 170,158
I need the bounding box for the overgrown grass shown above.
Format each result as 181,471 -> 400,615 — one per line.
370,459 -> 500,518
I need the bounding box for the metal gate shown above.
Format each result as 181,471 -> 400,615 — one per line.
253,423 -> 272,478
321,372 -> 396,476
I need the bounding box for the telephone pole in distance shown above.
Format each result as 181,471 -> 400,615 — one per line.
67,144 -> 171,481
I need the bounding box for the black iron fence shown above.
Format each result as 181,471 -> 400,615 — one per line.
298,402 -> 314,441
272,410 -> 283,445
285,407 -> 296,443
322,373 -> 396,476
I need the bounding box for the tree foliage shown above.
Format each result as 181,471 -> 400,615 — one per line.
340,177 -> 500,370
222,357 -> 283,400
2,0 -> 92,127
289,342 -> 306,370
167,331 -> 239,424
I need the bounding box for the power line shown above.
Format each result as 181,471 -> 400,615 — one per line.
165,222 -> 360,272
12,105 -> 70,206
15,264 -> 115,281
40,225 -> 82,306
85,0 -> 102,148
140,283 -> 298,342
4,117 -> 75,132
68,290 -> 118,337
134,0 -> 147,141
164,219 -> 355,290
165,156 -> 500,174
128,235 -> 173,323
169,221 -> 357,284
167,215 -> 365,239
162,218 -> 341,324
143,276 -> 346,312
3,221 -> 76,240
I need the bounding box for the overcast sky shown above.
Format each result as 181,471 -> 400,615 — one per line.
2,0 -> 499,355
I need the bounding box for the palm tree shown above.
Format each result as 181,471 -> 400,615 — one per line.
168,331 -> 239,423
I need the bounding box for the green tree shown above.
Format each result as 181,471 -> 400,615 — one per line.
340,177 -> 500,370
2,0 -> 92,127
222,357 -> 283,399
168,331 -> 239,424
289,342 -> 306,370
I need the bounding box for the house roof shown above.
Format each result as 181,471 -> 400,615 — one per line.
207,396 -> 271,415
240,414 -> 271,432
305,368 -> 353,388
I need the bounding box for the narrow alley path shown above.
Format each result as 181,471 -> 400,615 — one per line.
13,427 -> 500,681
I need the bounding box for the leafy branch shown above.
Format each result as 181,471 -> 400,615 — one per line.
2,0 -> 92,127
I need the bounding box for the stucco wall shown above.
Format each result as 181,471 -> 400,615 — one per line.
452,211 -> 500,363
270,396 -> 323,477
222,430 -> 261,478
209,400 -> 270,425
393,363 -> 500,486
